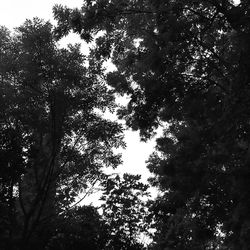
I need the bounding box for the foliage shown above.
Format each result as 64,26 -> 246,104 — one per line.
45,206 -> 109,250
100,173 -> 151,249
54,0 -> 250,249
0,18 -> 124,250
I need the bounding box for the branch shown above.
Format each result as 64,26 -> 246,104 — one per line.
58,177 -> 100,214
183,7 -> 212,21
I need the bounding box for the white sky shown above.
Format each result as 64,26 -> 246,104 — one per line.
0,0 -> 158,188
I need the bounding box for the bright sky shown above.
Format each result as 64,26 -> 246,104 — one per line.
0,0 -> 158,188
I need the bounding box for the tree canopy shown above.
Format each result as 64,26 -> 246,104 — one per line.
0,18 -> 126,250
53,0 -> 250,249
2,0 -> 250,249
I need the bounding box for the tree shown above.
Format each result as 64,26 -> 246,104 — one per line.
0,18 -> 124,250
100,173 -> 151,249
54,0 -> 250,248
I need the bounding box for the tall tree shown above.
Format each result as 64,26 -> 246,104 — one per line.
54,0 -> 250,248
0,18 -> 124,250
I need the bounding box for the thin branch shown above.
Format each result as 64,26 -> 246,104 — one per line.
60,177 -> 100,213
183,7 -> 212,21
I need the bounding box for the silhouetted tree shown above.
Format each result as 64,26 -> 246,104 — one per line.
0,18 -> 124,250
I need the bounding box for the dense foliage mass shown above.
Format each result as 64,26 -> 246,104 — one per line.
0,18 -> 145,250
53,0 -> 250,249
